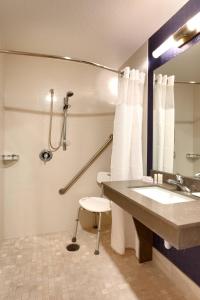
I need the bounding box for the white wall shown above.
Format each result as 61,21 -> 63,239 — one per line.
174,84 -> 194,177
120,42 -> 148,175
193,85 -> 200,174
3,55 -> 115,239
0,49 -> 4,240
173,84 -> 200,177
0,26 -> 4,241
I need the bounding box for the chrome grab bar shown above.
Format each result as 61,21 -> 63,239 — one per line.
59,134 -> 113,194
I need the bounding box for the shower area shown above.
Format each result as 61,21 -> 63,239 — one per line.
0,49 -> 117,241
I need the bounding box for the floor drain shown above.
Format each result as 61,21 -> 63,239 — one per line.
66,243 -> 80,252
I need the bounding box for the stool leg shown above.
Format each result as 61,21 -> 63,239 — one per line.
72,207 -> 81,243
94,212 -> 102,255
93,212 -> 98,229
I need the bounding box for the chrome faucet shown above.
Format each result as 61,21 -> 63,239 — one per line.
194,172 -> 200,178
167,174 -> 191,193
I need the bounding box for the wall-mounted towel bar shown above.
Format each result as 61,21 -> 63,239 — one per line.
186,153 -> 200,159
0,154 -> 20,162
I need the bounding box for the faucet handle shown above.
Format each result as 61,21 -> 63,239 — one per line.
176,174 -> 183,184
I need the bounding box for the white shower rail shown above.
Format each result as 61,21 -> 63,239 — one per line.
0,49 -> 122,75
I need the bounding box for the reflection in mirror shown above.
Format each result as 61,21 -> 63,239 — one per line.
153,41 -> 200,178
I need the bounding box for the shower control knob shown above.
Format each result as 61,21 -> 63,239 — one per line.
39,149 -> 53,162
44,153 -> 49,159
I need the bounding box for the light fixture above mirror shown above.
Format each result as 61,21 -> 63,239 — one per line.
152,11 -> 200,58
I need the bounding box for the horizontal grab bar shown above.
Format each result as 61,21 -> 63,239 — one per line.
59,134 -> 113,195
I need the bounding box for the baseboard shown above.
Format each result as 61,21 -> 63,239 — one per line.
153,248 -> 200,300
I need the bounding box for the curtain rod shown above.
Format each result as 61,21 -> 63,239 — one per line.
175,81 -> 200,85
0,49 -> 123,75
155,79 -> 200,85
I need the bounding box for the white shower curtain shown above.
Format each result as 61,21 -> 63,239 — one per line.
153,74 -> 175,173
111,67 -> 145,255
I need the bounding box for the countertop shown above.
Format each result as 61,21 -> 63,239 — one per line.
103,180 -> 200,249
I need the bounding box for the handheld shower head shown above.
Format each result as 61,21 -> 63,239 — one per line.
66,91 -> 74,98
64,91 -> 74,110
62,90 -> 73,151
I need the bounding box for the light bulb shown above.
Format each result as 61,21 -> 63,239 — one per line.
152,36 -> 176,58
186,12 -> 200,32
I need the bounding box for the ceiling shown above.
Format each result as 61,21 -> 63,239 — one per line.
0,0 -> 189,68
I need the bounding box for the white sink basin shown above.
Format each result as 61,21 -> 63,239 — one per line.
130,186 -> 195,205
192,192 -> 200,198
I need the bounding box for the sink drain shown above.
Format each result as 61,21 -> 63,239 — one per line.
66,243 -> 80,252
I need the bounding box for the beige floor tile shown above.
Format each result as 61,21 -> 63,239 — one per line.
0,228 -> 187,300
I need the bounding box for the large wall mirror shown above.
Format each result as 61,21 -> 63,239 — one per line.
153,42 -> 200,178
147,0 -> 200,179
147,1 -> 200,286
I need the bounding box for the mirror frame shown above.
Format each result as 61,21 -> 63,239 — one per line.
147,0 -> 200,175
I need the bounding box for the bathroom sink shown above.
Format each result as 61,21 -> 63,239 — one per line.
192,192 -> 200,198
103,181 -> 200,251
130,186 -> 195,205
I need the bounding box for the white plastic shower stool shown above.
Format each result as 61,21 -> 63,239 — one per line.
72,172 -> 111,255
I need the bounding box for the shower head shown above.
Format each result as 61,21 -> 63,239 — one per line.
66,91 -> 74,98
63,91 -> 74,110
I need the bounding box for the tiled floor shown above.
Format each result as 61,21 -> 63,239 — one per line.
0,228 -> 186,300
